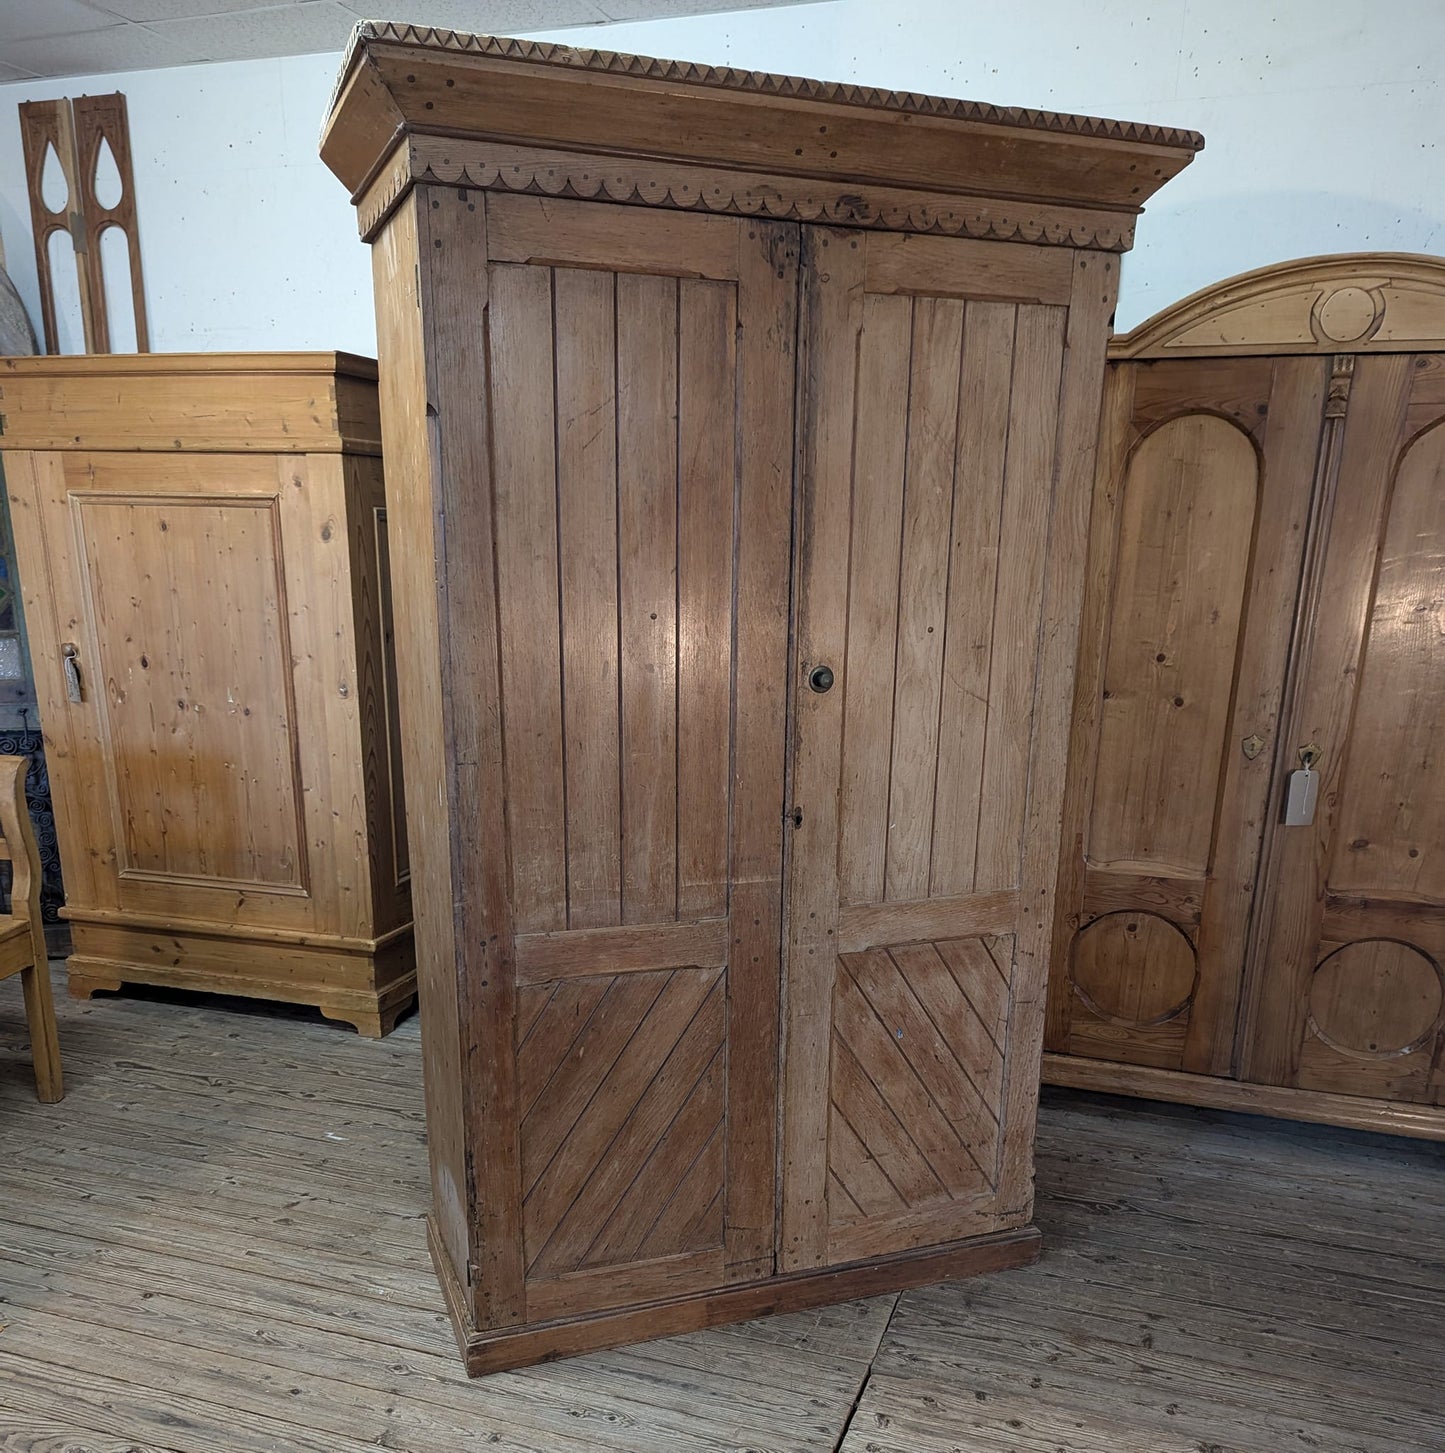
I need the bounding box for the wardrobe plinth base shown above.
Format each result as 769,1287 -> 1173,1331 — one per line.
428,1216 -> 1041,1376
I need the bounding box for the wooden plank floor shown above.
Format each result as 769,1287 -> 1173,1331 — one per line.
2,965 -> 1441,1452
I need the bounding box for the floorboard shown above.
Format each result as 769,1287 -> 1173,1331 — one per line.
2,966 -> 1440,1452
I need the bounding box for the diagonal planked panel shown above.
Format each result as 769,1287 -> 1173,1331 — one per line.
528,974 -> 725,1275
582,1036 -> 726,1270
636,1120 -> 726,1262
515,978 -> 610,1118
519,972 -> 667,1194
831,1036 -> 948,1208
845,949 -> 996,1167
829,936 -> 1006,1230
938,934 -> 1013,1055
828,1100 -> 911,1223
892,941 -> 1005,1111
518,967 -> 726,1278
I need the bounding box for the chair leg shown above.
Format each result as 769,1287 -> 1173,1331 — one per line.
20,960 -> 63,1103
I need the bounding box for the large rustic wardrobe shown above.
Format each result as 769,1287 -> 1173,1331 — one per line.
1046,255 -> 1445,1139
320,24 -> 1199,1371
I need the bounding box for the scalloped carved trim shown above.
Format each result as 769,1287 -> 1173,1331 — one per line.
1112,253 -> 1445,357
356,138 -> 1137,251
348,21 -> 1204,155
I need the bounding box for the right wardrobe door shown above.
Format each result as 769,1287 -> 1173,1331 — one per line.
782,228 -> 1116,1270
1242,353 -> 1445,1105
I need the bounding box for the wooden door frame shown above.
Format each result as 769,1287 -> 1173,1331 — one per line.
1044,252 -> 1445,1142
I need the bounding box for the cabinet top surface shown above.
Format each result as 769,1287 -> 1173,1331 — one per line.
0,351 -> 377,381
0,351 -> 381,455
321,23 -> 1202,249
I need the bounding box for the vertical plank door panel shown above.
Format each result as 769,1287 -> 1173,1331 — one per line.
617,273 -> 680,927
555,266 -> 623,932
785,231 -> 1103,1271
491,263 -> 567,936
478,194 -> 796,1319
930,303 -> 1015,899
675,280 -> 736,922
885,298 -> 965,905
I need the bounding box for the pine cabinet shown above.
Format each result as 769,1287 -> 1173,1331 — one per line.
321,23 -> 1198,1371
1046,255 -> 1445,1139
0,353 -> 414,1037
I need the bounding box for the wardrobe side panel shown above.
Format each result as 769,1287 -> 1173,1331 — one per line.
370,195 -> 472,1295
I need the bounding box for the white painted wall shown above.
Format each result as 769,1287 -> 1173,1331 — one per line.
1,0 -> 1441,354
0,50 -> 376,354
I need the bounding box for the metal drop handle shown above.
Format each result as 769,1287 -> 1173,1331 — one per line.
62,643 -> 83,704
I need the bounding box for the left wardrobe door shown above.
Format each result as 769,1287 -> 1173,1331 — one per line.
381,190 -> 799,1332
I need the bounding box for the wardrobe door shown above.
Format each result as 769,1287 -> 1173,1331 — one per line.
12,449 -> 365,936
1244,354 -> 1445,1104
477,195 -> 797,1320
1046,358 -> 1327,1075
781,229 -> 1109,1270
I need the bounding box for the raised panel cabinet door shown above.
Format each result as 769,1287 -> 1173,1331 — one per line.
1244,354 -> 1445,1104
13,450 -> 369,936
1046,358 -> 1328,1075
475,195 -> 797,1322
781,229 -> 1113,1270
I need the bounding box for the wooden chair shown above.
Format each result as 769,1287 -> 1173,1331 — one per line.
0,755 -> 62,1101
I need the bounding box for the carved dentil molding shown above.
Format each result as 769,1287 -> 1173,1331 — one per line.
357,140 -> 1138,251
350,22 -> 1205,155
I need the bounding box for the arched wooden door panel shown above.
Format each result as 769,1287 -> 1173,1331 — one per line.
1048,357 -> 1327,1076
1243,376 -> 1445,1104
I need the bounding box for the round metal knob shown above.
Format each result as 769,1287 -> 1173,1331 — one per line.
809,664 -> 835,694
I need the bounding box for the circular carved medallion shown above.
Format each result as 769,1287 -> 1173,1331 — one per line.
1308,940 -> 1444,1058
1070,912 -> 1197,1027
1312,286 -> 1383,344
